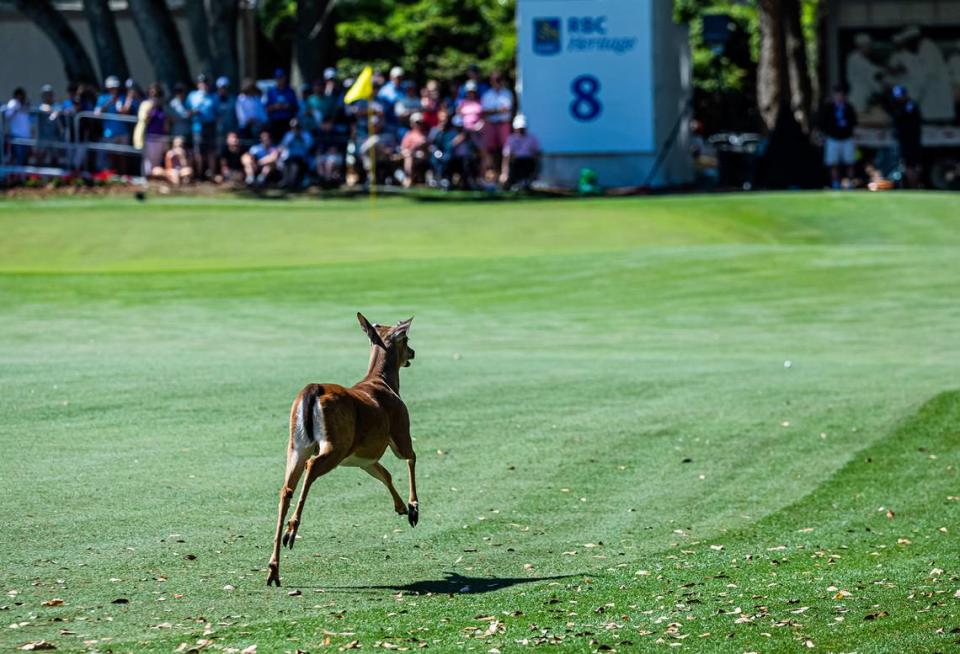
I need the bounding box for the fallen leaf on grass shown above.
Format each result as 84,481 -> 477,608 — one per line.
288,590 -> 302,597
803,639 -> 815,648
341,640 -> 360,650
40,599 -> 64,607
834,590 -> 853,600
19,642 -> 56,651
111,598 -> 129,604
241,646 -> 257,654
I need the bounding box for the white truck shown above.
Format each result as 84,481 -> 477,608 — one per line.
824,0 -> 960,188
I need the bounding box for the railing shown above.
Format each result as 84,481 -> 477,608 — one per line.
1,109 -> 145,182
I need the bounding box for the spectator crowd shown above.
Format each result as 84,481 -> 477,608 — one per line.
2,64 -> 541,191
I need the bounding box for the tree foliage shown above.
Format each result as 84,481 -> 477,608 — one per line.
261,0 -> 516,82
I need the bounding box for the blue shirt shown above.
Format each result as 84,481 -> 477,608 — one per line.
249,143 -> 277,161
187,90 -> 218,130
265,86 -> 299,123
96,93 -> 130,138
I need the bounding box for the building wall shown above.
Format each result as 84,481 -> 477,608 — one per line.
537,1 -> 693,189
0,7 -> 203,99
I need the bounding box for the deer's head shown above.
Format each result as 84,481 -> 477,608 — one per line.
358,313 -> 415,368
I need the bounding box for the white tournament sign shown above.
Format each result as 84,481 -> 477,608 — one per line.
517,0 -> 655,154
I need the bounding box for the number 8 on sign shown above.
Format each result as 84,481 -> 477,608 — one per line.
570,75 -> 602,122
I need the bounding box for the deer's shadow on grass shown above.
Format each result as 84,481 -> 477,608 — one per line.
307,571 -> 581,595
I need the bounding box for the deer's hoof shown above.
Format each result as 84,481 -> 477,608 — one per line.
266,564 -> 281,587
407,502 -> 419,527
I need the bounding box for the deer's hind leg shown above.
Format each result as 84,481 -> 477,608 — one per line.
267,435 -> 311,586
283,442 -> 341,549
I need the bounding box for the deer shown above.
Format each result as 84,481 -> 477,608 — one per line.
266,313 -> 419,587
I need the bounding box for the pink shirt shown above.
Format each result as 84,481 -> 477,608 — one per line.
401,129 -> 427,152
458,99 -> 484,131
504,132 -> 540,158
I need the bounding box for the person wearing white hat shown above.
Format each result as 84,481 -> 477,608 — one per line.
95,74 -> 135,170
500,113 -> 540,190
377,65 -> 405,109
846,33 -> 883,113
480,70 -> 513,174
323,67 -> 337,81
400,111 -> 430,186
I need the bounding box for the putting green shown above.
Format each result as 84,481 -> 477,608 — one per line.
1,192 -> 958,652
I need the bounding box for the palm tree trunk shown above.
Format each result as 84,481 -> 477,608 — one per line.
127,0 -> 192,90
83,0 -> 130,81
14,0 -> 98,85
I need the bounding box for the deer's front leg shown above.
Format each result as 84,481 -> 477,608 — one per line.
389,433 -> 419,527
405,454 -> 419,527
363,462 -> 408,515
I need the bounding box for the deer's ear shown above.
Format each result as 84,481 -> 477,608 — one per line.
357,312 -> 386,349
388,317 -> 413,341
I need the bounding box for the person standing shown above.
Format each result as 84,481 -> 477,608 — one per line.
480,71 -> 513,176
95,76 -> 135,170
36,84 -> 63,166
889,85 -> 924,187
4,87 -> 32,166
187,74 -> 219,179
265,69 -> 299,142
236,79 -> 267,142
818,84 -> 858,189
215,77 -> 238,146
134,83 -> 169,178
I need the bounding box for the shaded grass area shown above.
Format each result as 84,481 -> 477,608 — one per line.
0,193 -> 958,652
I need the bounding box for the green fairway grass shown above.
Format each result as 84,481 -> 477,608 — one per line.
1,192 -> 958,653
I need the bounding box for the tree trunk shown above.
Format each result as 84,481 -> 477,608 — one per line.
127,0 -> 192,90
295,0 -> 337,85
206,0 -> 240,83
757,0 -> 789,130
782,0 -> 813,131
184,0 -> 215,78
83,0 -> 130,81
757,0 -> 813,131
14,0 -> 98,85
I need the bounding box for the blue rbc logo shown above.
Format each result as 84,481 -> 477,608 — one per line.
533,17 -> 562,55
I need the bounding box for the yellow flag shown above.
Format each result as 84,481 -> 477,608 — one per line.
344,66 -> 374,104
